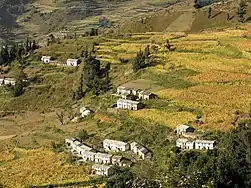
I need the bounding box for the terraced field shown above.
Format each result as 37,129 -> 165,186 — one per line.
1,26 -> 251,187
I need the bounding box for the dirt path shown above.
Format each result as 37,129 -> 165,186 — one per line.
165,11 -> 195,32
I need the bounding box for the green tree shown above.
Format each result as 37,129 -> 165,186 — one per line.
237,0 -> 247,23
78,129 -> 89,142
12,66 -> 26,97
132,50 -> 146,72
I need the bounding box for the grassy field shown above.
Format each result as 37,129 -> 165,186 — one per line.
1,26 -> 251,186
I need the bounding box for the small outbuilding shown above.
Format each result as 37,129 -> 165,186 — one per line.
66,59 -> 81,66
117,86 -> 132,95
176,124 -> 195,135
92,164 -> 115,176
41,56 -> 52,63
138,91 -> 156,100
130,142 -> 152,160
65,137 -> 76,148
80,107 -> 93,117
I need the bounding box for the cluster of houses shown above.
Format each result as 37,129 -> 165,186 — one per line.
41,56 -> 81,67
175,124 -> 216,150
65,138 -> 152,176
0,74 -> 16,86
115,86 -> 157,111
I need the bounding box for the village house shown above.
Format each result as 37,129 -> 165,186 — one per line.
76,143 -> 94,155
0,75 -> 16,86
130,142 -> 152,160
131,88 -> 141,96
117,99 -> 144,110
138,91 -> 156,100
176,138 -> 195,149
82,151 -> 96,162
117,86 -> 132,95
71,140 -> 82,152
41,56 -> 52,63
92,164 -> 115,176
65,137 -> 76,148
176,124 -> 195,135
194,140 -> 216,150
103,139 -> 130,152
66,59 -> 81,66
95,153 -> 113,164
80,107 -> 93,117
111,155 -> 123,165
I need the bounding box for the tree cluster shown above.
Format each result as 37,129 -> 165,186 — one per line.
237,0 -> 247,23
72,54 -> 111,99
132,45 -> 151,72
165,124 -> 251,188
0,38 -> 38,66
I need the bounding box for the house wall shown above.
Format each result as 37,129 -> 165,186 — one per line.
195,143 -> 214,150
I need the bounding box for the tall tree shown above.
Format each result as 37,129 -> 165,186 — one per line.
237,0 -> 247,23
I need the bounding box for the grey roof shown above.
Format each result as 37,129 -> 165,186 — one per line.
82,151 -> 96,156
112,155 -> 123,160
80,144 -> 93,151
73,140 -> 82,145
177,124 -> 191,130
104,139 -> 129,147
95,152 -> 113,159
195,140 -> 216,144
131,142 -> 150,154
92,164 -> 113,170
65,137 -> 76,142
67,58 -> 79,61
117,99 -> 141,105
139,91 -> 153,96
176,138 -> 189,143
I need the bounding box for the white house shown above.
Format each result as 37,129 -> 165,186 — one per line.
65,137 -> 76,148
82,151 -> 96,162
130,142 -> 152,160
0,75 -> 16,86
176,138 -> 195,149
117,86 -> 132,95
76,144 -> 94,155
138,91 -> 156,100
94,153 -> 113,164
92,164 -> 115,176
80,107 -> 93,117
66,59 -> 81,66
111,155 -> 123,165
41,56 -> 52,63
176,124 -> 195,135
103,139 -> 130,152
117,99 -> 144,110
194,140 -> 216,150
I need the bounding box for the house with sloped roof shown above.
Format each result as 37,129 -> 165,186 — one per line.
111,155 -> 123,165
176,138 -> 195,149
138,91 -> 156,100
65,137 -> 76,148
176,124 -> 195,135
130,142 -> 152,160
94,153 -> 113,164
103,139 -> 130,152
117,99 -> 144,110
117,86 -> 132,95
66,59 -> 81,66
41,56 -> 52,63
194,140 -> 216,150
92,164 -> 115,176
82,151 -> 96,162
0,75 -> 16,86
